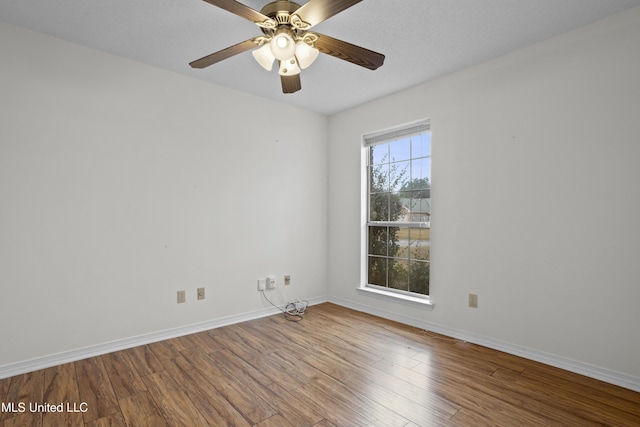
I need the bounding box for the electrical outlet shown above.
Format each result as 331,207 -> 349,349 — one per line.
266,276 -> 276,289
177,290 -> 186,304
284,275 -> 291,286
197,287 -> 205,300
258,279 -> 266,291
468,293 -> 478,308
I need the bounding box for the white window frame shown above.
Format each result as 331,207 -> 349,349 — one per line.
359,119 -> 433,308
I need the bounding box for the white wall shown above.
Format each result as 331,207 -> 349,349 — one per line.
3,5 -> 640,390
328,7 -> 640,387
0,21 -> 328,368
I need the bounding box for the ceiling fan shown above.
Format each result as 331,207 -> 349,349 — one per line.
189,0 -> 385,94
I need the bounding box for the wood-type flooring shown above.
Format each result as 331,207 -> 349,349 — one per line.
1,303 -> 639,426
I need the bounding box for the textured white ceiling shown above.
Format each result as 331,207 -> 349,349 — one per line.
2,0 -> 639,115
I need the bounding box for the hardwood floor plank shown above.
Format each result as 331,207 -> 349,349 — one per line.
84,412 -> 127,427
317,333 -> 384,367
159,354 -> 195,375
491,366 -> 640,426
189,330 -> 227,353
178,346 -> 277,424
3,412 -> 42,427
161,356 -> 251,427
146,341 -> 181,362
329,325 -> 424,368
200,325 -> 326,425
238,316 -> 295,345
254,414 -> 295,427
448,407 -> 506,427
302,348 -> 359,381
354,327 -> 432,364
123,345 -> 165,377
261,315 -> 324,351
219,323 -> 280,356
203,348 -> 327,426
373,357 -> 557,426
118,391 -> 168,427
164,335 -> 198,353
294,380 -> 378,427
521,362 -> 640,414
342,369 -> 458,425
260,350 -> 322,391
208,332 -> 268,367
251,382 -> 326,426
75,357 -> 119,424
421,360 -> 581,426
141,370 -> 211,427
452,340 -> 527,373
1,370 -> 44,425
309,374 -> 410,427
0,376 -> 10,403
410,342 -> 501,377
99,351 -> 146,400
42,363 -> 83,427
214,349 -> 274,387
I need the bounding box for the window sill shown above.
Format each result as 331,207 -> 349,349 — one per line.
357,286 -> 434,310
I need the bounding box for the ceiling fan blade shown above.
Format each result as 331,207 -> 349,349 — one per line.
202,0 -> 273,24
293,0 -> 363,28
189,39 -> 257,69
281,74 -> 302,94
314,33 -> 385,70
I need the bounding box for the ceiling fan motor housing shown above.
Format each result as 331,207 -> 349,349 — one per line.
260,0 -> 303,24
258,0 -> 311,55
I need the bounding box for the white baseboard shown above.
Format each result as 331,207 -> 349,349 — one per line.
0,296 -> 329,380
327,296 -> 640,393
3,295 -> 638,394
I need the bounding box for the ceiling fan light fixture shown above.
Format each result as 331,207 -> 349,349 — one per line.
270,28 -> 296,61
252,44 -> 275,71
278,58 -> 301,76
189,0 -> 386,94
295,41 -> 319,69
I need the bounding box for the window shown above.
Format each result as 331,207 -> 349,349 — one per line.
363,120 -> 431,298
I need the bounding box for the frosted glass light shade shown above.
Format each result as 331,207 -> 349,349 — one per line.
252,44 -> 275,71
270,31 -> 296,61
295,41 -> 319,69
278,58 -> 301,76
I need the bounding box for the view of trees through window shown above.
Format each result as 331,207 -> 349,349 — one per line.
366,128 -> 431,296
